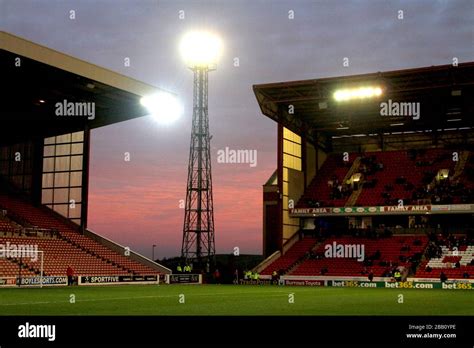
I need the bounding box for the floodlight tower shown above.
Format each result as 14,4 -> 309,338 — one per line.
180,31 -> 221,271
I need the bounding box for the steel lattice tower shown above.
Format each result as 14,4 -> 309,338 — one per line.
181,65 -> 216,270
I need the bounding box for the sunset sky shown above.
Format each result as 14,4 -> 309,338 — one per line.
3,0 -> 473,258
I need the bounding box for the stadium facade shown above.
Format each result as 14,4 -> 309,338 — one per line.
253,62 -> 474,283
0,32 -> 171,286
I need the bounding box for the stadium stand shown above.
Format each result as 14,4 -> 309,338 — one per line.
0,193 -> 159,276
298,154 -> 356,208
0,257 -> 37,277
416,233 -> 474,279
297,149 -> 467,208
260,237 -> 317,275
290,235 -> 428,277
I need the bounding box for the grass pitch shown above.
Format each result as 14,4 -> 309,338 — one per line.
0,285 -> 472,316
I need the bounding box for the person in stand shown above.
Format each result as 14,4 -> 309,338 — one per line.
176,264 -> 182,273
368,270 -> 374,282
233,269 -> 239,285
214,269 -> 221,284
66,265 -> 75,286
272,270 -> 278,285
394,269 -> 402,282
440,272 -> 448,283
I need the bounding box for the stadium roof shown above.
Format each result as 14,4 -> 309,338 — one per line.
253,62 -> 474,142
1,31 -> 167,145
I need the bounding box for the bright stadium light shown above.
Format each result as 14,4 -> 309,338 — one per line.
179,31 -> 222,68
334,86 -> 383,102
140,92 -> 183,124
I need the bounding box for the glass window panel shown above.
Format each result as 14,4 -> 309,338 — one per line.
53,189 -> 69,203
71,131 -> 84,142
43,145 -> 55,157
54,172 -> 69,187
295,158 -> 302,171
69,188 -> 82,202
42,189 -> 53,204
71,143 -> 83,155
296,145 -> 301,157
69,204 -> 81,218
70,171 -> 82,186
283,127 -> 301,144
42,173 -> 54,188
53,204 -> 68,217
56,144 -> 71,156
44,137 -> 55,145
283,181 -> 288,196
70,219 -> 81,225
283,211 -> 290,224
55,156 -> 70,171
43,158 -> 54,172
56,134 -> 71,144
70,156 -> 83,170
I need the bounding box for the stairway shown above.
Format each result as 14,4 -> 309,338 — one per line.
427,151 -> 468,189
451,151 -> 470,181
342,157 -> 361,183
59,234 -> 132,274
343,157 -> 364,206
346,186 -> 364,206
285,240 -> 322,275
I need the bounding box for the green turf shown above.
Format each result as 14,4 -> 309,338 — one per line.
0,285 -> 472,316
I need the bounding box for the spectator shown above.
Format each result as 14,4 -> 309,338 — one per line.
368,270 -> 374,282
440,272 -> 448,283
66,265 -> 75,286
394,269 -> 402,282
214,269 -> 221,284
271,270 -> 278,284
233,269 -> 239,284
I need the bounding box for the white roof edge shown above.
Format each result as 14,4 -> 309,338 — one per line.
0,31 -> 169,97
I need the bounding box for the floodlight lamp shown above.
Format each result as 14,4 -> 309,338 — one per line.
140,92 -> 183,125
179,31 -> 222,69
334,86 -> 383,102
